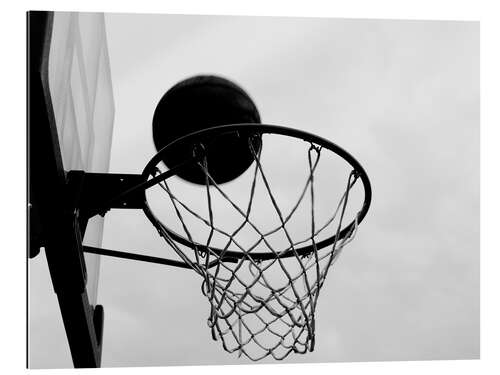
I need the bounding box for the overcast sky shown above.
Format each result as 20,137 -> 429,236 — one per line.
29,13 -> 479,368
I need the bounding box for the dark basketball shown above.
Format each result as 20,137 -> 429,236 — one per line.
152,75 -> 262,185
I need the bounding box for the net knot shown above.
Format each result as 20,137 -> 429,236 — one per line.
192,142 -> 208,161
309,143 -> 322,154
196,246 -> 208,258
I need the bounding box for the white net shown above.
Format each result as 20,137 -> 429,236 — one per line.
145,136 -> 362,360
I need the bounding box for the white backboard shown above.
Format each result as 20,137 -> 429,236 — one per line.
48,12 -> 115,305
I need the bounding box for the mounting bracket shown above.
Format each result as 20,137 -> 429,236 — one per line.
65,170 -> 234,270
68,171 -> 146,218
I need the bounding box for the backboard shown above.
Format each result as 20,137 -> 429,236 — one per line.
28,11 -> 114,367
47,11 -> 115,308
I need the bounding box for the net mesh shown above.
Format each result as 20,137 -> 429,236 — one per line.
147,136 -> 361,361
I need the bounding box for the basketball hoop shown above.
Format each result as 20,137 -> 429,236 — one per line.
141,124 -> 371,360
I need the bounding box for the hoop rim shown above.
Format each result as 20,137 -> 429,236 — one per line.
142,123 -> 372,261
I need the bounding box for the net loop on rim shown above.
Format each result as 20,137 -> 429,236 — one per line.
143,125 -> 369,361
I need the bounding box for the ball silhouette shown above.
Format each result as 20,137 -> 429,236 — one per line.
152,75 -> 262,185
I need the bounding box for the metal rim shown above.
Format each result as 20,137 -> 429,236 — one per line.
142,123 -> 372,261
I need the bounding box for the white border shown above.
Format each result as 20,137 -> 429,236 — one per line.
5,1 -> 498,374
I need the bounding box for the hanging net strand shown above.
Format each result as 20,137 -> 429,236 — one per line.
145,130 -> 364,361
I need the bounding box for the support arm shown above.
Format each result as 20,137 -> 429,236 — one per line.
83,246 -> 237,269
